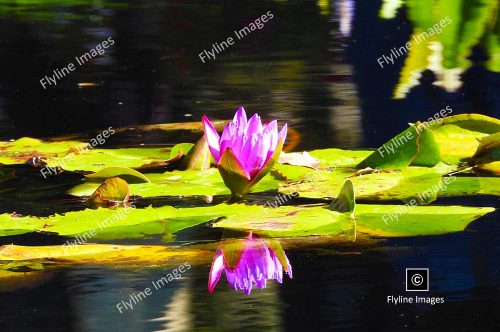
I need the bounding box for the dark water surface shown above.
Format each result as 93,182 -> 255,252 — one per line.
0,0 -> 499,331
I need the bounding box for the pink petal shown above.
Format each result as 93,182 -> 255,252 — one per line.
264,120 -> 278,150
233,106 -> 248,130
220,122 -> 236,156
240,133 -> 258,168
208,251 -> 225,293
246,113 -> 263,135
202,115 -> 221,163
246,137 -> 266,178
278,123 -> 288,144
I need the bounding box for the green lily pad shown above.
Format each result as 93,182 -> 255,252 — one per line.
0,137 -> 171,170
469,132 -> 500,175
0,213 -> 46,236
45,147 -> 170,172
87,177 -> 130,205
214,204 -> 495,238
170,143 -> 194,159
69,168 -> 282,198
86,166 -> 151,183
278,164 -> 499,202
0,137 -> 84,165
357,114 -> 500,169
0,203 -> 262,239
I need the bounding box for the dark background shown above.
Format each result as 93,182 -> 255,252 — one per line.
0,0 -> 499,331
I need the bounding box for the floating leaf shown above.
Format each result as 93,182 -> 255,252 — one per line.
357,114 -> 500,169
69,168 -> 282,198
214,204 -> 495,238
0,204 -> 262,239
86,166 -> 150,183
87,177 -> 130,205
469,133 -> 500,175
0,137 -> 84,165
45,147 -> 170,172
170,143 -> 194,159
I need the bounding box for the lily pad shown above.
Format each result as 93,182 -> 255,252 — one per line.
86,166 -> 151,183
469,133 -> 500,175
0,203 -> 262,239
356,114 -> 500,169
278,164 -> 499,202
214,204 -> 495,238
87,177 -> 130,205
0,137 -> 84,165
45,147 -> 170,172
69,168 -> 282,198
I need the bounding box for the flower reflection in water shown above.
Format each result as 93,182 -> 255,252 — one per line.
208,232 -> 293,295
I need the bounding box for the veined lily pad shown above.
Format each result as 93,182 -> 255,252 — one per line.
279,164 -> 499,201
357,114 -> 500,169
69,168 -> 283,197
0,204 -> 262,239
45,147 -> 170,172
214,204 -> 495,238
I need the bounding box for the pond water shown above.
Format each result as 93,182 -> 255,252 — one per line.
0,0 -> 499,331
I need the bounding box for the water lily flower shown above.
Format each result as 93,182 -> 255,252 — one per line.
202,107 -> 287,197
208,233 -> 293,295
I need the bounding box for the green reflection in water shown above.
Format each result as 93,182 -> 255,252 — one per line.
380,0 -> 499,98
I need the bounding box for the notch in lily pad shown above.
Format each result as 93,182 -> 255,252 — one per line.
87,177 -> 130,206
329,179 -> 356,217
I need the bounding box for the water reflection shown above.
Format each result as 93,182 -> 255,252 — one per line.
208,232 -> 292,295
380,0 -> 499,98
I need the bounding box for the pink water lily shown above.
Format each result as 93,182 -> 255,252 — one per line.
202,107 -> 287,197
208,233 -> 293,295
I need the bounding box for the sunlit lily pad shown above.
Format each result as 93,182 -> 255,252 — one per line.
0,204 -> 262,239
69,168 -> 282,197
357,114 -> 500,169
86,166 -> 151,183
214,204 -> 495,237
87,177 -> 130,205
0,137 -> 84,165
